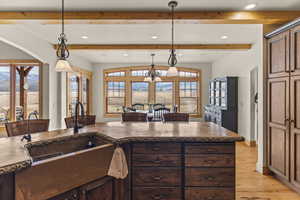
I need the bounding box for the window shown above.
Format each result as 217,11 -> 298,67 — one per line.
104,66 -> 201,117
179,81 -> 198,113
132,82 -> 149,108
155,82 -> 173,110
107,71 -> 125,77
132,70 -> 148,76
106,82 -> 125,113
67,69 -> 92,116
0,61 -> 42,124
0,66 -> 10,123
68,74 -> 79,116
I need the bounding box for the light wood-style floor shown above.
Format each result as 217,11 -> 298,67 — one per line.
236,142 -> 300,200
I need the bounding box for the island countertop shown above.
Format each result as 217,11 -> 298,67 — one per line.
0,122 -> 243,175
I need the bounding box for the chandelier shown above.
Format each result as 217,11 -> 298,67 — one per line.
55,0 -> 73,72
167,1 -> 178,76
144,54 -> 161,82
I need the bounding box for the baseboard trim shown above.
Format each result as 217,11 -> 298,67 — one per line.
245,140 -> 257,147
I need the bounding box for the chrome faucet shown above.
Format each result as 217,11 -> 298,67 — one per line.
74,101 -> 85,133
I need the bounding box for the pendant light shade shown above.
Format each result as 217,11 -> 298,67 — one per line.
144,54 -> 161,82
55,0 -> 73,72
55,59 -> 73,72
167,1 -> 178,77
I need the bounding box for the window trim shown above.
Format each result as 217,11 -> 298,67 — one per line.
66,67 -> 93,116
103,66 -> 202,118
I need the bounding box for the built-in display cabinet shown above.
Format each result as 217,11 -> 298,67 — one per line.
205,77 -> 238,132
266,18 -> 300,193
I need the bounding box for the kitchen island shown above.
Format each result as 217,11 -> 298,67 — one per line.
0,122 -> 243,200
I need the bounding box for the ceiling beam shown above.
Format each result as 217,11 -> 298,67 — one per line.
0,11 -> 299,24
53,44 -> 252,50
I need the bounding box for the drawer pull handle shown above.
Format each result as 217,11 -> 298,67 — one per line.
152,147 -> 160,151
152,176 -> 162,181
205,176 -> 215,181
152,195 -> 163,200
153,158 -> 161,164
206,149 -> 218,153
204,160 -> 216,164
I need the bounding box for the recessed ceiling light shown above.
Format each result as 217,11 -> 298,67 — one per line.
151,35 -> 159,39
221,35 -> 228,39
245,3 -> 257,10
81,35 -> 88,39
123,53 -> 129,57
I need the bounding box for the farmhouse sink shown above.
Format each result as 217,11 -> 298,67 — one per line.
26,133 -> 110,163
17,133 -> 114,200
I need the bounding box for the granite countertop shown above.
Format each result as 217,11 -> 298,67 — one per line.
0,122 -> 243,175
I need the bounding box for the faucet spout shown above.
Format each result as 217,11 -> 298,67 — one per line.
74,101 -> 85,133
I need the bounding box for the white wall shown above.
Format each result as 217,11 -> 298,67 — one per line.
92,63 -> 212,122
212,40 -> 263,142
0,25 -> 92,130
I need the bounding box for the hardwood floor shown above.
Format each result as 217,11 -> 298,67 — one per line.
236,142 -> 300,200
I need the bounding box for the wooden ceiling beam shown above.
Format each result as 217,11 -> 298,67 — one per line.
53,44 -> 252,50
0,11 -> 299,24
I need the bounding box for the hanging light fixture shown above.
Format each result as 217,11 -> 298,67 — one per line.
144,54 -> 161,82
55,0 -> 73,72
167,1 -> 178,76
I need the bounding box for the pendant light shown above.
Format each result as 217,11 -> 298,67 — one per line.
144,54 -> 161,82
167,1 -> 178,76
55,0 -> 73,72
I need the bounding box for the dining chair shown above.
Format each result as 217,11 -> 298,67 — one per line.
5,119 -> 50,137
122,106 -> 136,113
163,113 -> 189,122
122,112 -> 147,122
132,103 -> 145,111
153,107 -> 170,121
152,103 -> 165,110
65,115 -> 96,128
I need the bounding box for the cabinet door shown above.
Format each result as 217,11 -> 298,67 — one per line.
0,174 -> 14,200
48,189 -> 79,200
291,76 -> 300,188
268,31 -> 290,78
291,26 -> 300,76
267,77 -> 290,180
80,177 -> 113,200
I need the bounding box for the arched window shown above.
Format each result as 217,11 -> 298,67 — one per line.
104,66 -> 202,118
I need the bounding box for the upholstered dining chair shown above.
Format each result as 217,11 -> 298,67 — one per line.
5,119 -> 50,137
132,103 -> 145,111
163,113 -> 189,122
122,112 -> 147,122
65,115 -> 96,128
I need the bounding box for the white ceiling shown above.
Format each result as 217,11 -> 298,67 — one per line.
0,0 -> 299,11
15,23 -> 260,64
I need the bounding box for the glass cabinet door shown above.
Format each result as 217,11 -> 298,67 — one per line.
221,81 -> 227,107
215,81 -> 220,106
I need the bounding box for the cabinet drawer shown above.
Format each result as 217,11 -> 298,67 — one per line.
185,188 -> 234,200
133,167 -> 181,186
185,168 -> 235,187
185,154 -> 234,167
185,143 -> 234,154
133,143 -> 181,154
132,154 -> 181,167
133,187 -> 181,200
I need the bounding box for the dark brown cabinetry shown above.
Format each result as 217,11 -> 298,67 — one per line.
291,26 -> 300,76
205,77 -> 238,132
267,31 -> 290,78
0,173 -> 14,200
131,142 -> 236,200
266,19 -> 300,193
48,177 -> 113,200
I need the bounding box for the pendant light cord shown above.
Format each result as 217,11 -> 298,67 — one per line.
62,0 -> 64,35
171,5 -> 174,51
